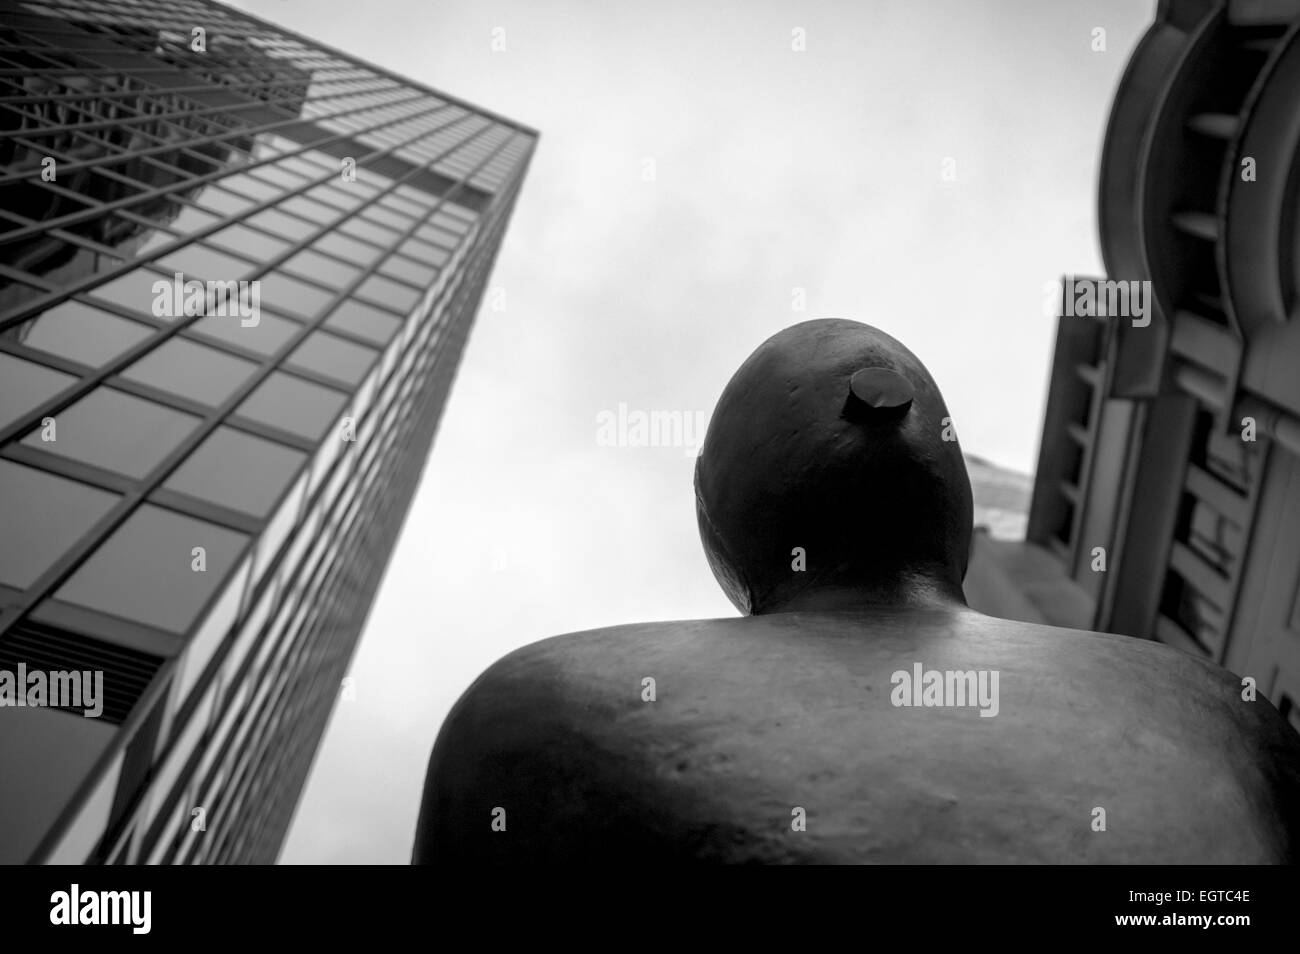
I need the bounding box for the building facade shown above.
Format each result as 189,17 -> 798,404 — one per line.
0,0 -> 536,863
967,0 -> 1300,734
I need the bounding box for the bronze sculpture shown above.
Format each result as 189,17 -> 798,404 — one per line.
414,319 -> 1300,864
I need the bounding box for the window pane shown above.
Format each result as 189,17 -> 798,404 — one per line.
236,372 -> 349,442
194,186 -> 256,218
156,244 -> 257,283
253,134 -> 302,159
0,459 -> 119,590
279,503 -> 322,594
362,203 -> 416,232
319,440 -> 354,512
393,183 -> 435,208
378,253 -> 437,288
186,310 -> 299,357
325,300 -> 402,345
378,192 -> 428,221
286,330 -> 376,387
258,271 -> 336,319
253,471 -> 305,582
209,677 -> 250,773
311,231 -> 384,267
281,249 -> 362,289
351,367 -> 378,420
248,164 -> 306,192
278,196 -> 337,225
379,332 -> 402,384
45,748 -> 124,864
278,155 -> 331,180
236,582 -> 277,683
137,227 -> 185,257
120,337 -> 259,407
56,503 -> 248,635
21,387 -> 201,480
0,353 -> 76,431
6,301 -> 156,368
341,216 -> 398,247
0,706 -> 117,864
164,426 -> 306,519
204,223 -> 291,262
437,203 -> 477,227
417,220 -> 462,246
162,205 -> 222,237
305,180 -> 363,211
356,273 -> 421,314
297,178 -> 351,209
219,173 -> 281,203
175,556 -> 251,708
245,208 -> 317,242
149,690 -> 211,824
87,269 -> 172,321
0,274 -> 57,315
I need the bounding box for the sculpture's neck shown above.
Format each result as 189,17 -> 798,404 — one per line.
756,574 -> 968,615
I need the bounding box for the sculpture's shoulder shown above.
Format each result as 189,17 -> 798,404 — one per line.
994,614 -> 1299,758
432,619 -> 711,728
412,619 -> 732,864
413,611 -> 1300,864
965,614 -> 1300,861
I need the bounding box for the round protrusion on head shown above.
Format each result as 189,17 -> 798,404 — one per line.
849,367 -> 915,412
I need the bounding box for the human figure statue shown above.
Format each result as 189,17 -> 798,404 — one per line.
413,318 -> 1300,864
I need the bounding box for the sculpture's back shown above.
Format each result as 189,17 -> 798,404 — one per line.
414,320 -> 1300,864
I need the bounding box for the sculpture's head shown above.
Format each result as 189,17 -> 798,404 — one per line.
694,318 -> 973,615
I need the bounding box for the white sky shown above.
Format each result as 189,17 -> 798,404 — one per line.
221,0 -> 1154,863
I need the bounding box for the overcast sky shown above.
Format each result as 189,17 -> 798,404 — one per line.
220,0 -> 1154,863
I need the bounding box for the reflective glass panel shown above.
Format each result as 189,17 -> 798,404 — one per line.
356,273 -> 421,314
186,310 -> 300,357
0,353 -> 76,432
164,426 -> 307,520
21,387 -> 201,480
325,300 -> 402,345
258,271 -> 336,319
0,706 -> 117,863
56,503 -> 249,634
0,459 -> 119,590
204,223 -> 291,262
286,331 -> 376,387
120,338 -> 259,407
235,372 -> 348,442
6,300 -> 155,368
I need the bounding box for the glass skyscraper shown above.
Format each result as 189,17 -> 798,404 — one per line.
0,0 -> 536,863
